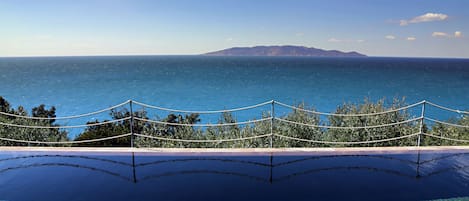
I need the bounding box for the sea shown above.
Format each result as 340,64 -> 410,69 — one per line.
1,56 -> 469,137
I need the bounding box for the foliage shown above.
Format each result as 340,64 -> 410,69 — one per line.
325,98 -> 419,147
424,116 -> 469,146
275,103 -> 323,147
134,98 -> 422,148
0,96 -> 68,146
136,112 -> 203,148
0,96 -> 468,148
73,108 -> 147,147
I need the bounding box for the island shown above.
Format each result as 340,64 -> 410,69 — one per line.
204,45 -> 366,57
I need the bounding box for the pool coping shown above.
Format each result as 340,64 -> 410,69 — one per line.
0,146 -> 468,156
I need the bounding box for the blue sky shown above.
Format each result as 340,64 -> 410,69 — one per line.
1,0 -> 468,58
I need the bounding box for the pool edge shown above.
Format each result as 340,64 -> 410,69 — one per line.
0,146 -> 468,156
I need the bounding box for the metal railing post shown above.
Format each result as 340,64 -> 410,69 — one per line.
417,100 -> 426,147
129,100 -> 134,148
132,151 -> 137,183
270,100 -> 275,148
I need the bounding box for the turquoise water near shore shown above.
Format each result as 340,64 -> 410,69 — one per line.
1,56 -> 468,133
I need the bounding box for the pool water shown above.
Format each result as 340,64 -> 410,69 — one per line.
0,150 -> 468,201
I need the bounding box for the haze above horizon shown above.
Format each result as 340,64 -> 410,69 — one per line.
1,0 -> 468,58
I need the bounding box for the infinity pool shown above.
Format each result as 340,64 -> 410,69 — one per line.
0,149 -> 468,201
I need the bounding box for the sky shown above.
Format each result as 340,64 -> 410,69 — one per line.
1,0 -> 468,58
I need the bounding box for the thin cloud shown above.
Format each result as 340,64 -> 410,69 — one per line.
407,37 -> 416,41
328,38 -> 364,43
328,38 -> 341,43
385,35 -> 396,40
400,13 -> 448,26
431,31 -> 463,38
432,32 -> 449,37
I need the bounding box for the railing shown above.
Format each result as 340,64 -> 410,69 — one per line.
0,99 -> 468,147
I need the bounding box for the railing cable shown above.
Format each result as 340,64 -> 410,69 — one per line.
132,100 -> 271,114
134,133 -> 271,143
0,117 -> 130,129
275,100 -> 424,117
422,133 -> 469,143
0,100 -> 130,120
274,133 -> 419,145
426,101 -> 469,114
274,117 -> 421,129
133,117 -> 271,127
0,133 -> 131,144
425,117 -> 469,128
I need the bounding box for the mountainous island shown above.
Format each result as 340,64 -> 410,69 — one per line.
204,45 -> 366,57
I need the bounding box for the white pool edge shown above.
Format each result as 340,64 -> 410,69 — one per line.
0,146 -> 468,154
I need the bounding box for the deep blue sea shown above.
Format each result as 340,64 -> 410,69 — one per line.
1,56 -> 469,137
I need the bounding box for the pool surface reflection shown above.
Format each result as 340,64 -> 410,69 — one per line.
0,149 -> 468,201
